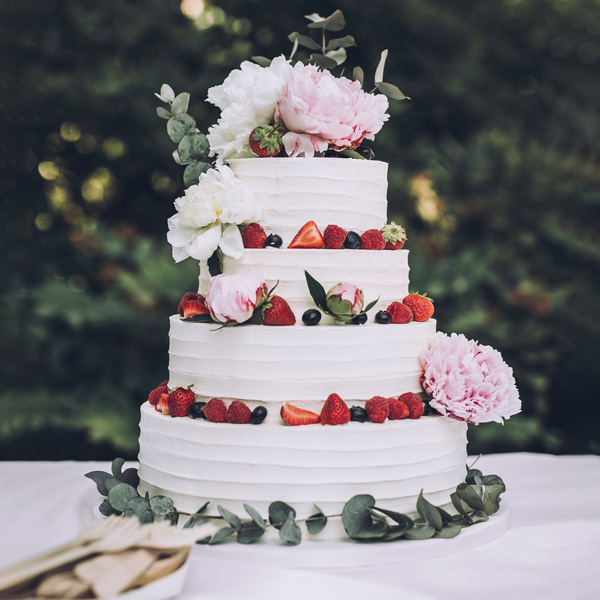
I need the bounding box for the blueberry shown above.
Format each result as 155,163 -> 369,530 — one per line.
189,402 -> 207,419
250,406 -> 268,424
266,234 -> 283,248
375,310 -> 391,324
344,231 -> 361,249
357,146 -> 375,160
350,406 -> 368,422
352,313 -> 368,325
302,309 -> 322,326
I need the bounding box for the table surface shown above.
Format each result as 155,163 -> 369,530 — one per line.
1,453 -> 598,600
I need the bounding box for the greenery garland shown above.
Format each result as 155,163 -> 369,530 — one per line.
85,458 -> 506,545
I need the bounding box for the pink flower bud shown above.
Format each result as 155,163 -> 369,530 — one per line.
206,271 -> 268,324
326,283 -> 364,321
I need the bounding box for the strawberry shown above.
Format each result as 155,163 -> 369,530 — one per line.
262,295 -> 296,326
381,222 -> 407,250
288,221 -> 324,249
280,403 -> 320,426
320,393 -> 351,425
386,301 -> 413,324
360,229 -> 386,250
249,122 -> 283,157
226,400 -> 252,424
398,392 -> 425,419
403,293 -> 434,322
168,387 -> 195,418
365,396 -> 389,423
388,397 -> 410,420
203,398 -> 228,423
323,224 -> 347,249
178,292 -> 209,318
241,223 -> 267,249
155,391 -> 170,415
148,384 -> 168,406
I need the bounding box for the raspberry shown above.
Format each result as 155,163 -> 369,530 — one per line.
148,384 -> 168,406
323,225 -> 347,249
226,400 -> 252,424
365,396 -> 389,423
168,387 -> 195,418
320,393 -> 351,425
360,229 -> 385,250
203,398 -> 228,423
386,301 -> 413,324
398,392 -> 425,419
388,397 -> 410,420
241,223 -> 267,249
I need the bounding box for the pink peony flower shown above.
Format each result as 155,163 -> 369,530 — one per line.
274,63 -> 389,157
326,283 -> 364,321
206,271 -> 268,324
420,332 -> 521,425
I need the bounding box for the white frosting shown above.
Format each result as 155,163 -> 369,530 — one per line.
228,158 -> 388,245
168,317 -> 436,417
138,404 -> 468,536
199,249 -> 410,323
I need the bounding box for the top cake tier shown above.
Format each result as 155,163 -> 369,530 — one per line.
228,157 -> 388,245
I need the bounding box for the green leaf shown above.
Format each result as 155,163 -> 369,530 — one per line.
309,53 -> 338,70
307,9 -> 346,31
279,511 -> 302,545
373,507 -> 414,530
435,523 -> 462,538
374,49 -> 388,83
165,512 -> 179,526
111,457 -> 126,478
341,149 -> 365,160
470,483 -> 506,515
157,83 -> 175,103
178,133 -> 210,162
327,35 -> 356,50
103,476 -> 123,493
304,271 -> 328,312
437,506 -> 454,525
288,32 -> 320,51
183,161 -> 211,188
466,468 -> 483,484
251,56 -> 272,67
209,526 -> 236,545
171,92 -> 190,115
350,512 -> 388,540
99,498 -> 119,517
156,106 -> 171,119
183,516 -> 210,529
306,505 -> 327,534
362,297 -> 379,314
450,492 -> 473,523
207,250 -> 222,277
85,470 -> 113,496
384,525 -> 412,541
181,314 -> 213,323
244,504 -> 267,530
416,491 -> 444,532
342,494 -> 376,538
108,482 -> 139,512
269,501 -> 296,530
167,114 -> 196,144
456,483 -> 487,511
172,149 -> 191,166
124,496 -> 154,524
353,66 -> 364,87
196,502 -> 210,514
403,523 -> 436,540
119,468 -> 139,488
149,496 -> 175,517
217,505 -> 242,529
375,82 -> 408,101
325,48 -> 347,66
470,510 -> 490,524
237,521 -> 266,544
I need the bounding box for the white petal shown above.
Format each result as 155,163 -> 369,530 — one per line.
219,223 -> 244,259
171,245 -> 190,263
186,225 -> 222,261
167,224 -> 201,248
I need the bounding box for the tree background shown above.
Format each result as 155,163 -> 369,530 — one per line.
1,0 -> 598,459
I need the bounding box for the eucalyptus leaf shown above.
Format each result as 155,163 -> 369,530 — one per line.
288,31 -> 320,51
304,13 -> 324,23
111,457 -> 126,479
325,48 -> 347,66
304,271 -> 327,312
384,525 -> 412,541
165,512 -> 179,526
309,53 -> 338,70
181,313 -> 213,323
466,468 -> 483,484
178,133 -> 210,162
416,491 -> 444,532
104,476 -> 123,493
269,501 -> 296,530
171,92 -> 190,115
353,66 -> 364,87
471,510 -> 490,524
85,470 -> 113,496
237,521 -> 266,544
119,468 -> 139,488
403,523 -> 436,540
435,523 -> 462,538
456,483 -> 487,511
374,49 -> 388,83
207,250 -> 222,277
108,483 -> 138,512
327,35 -> 356,50
373,507 -> 414,530
437,506 -> 454,525
251,56 -> 272,67
167,113 -> 196,144
209,527 -> 236,545
350,512 -> 388,540
99,498 -> 119,517
217,505 -> 242,530
279,511 -> 302,545
244,504 -> 266,530
156,106 -> 171,119
307,9 -> 346,32
172,149 -> 190,166
183,161 -> 211,188
450,492 -> 473,523
124,496 -> 154,524
149,496 -> 174,517
375,82 -> 408,101
471,483 -> 506,515
196,502 -> 210,514
159,84 -> 175,103
480,474 -> 505,487
306,505 -> 327,534
342,494 -> 376,538
183,516 -> 210,529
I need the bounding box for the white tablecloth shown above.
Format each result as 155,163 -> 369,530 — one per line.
1,453 -> 598,599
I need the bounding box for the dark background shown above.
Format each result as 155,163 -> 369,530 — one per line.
1,0 -> 599,460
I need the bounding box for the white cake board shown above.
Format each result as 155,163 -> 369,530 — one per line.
192,503 -> 511,569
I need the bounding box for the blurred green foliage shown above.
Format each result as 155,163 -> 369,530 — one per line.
1,0 -> 599,459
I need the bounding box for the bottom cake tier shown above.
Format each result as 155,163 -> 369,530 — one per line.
138,404 -> 468,539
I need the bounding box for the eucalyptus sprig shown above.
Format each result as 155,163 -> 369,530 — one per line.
155,84 -> 213,188
86,459 -> 506,546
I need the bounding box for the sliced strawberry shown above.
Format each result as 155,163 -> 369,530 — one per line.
288,221 -> 324,249
183,300 -> 209,318
280,402 -> 320,426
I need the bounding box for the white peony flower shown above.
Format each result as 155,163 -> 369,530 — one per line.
166,165 -> 259,263
206,56 -> 293,163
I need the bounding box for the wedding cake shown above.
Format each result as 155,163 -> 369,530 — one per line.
137,11 -> 520,542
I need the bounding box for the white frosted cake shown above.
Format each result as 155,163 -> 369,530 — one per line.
138,158 -> 469,534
